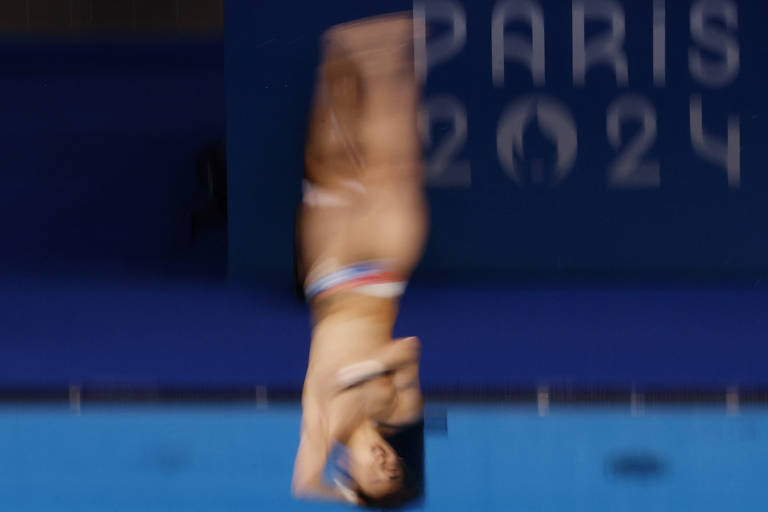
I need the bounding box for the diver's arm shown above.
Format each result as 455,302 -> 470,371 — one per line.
293,381 -> 363,504
292,406 -> 357,503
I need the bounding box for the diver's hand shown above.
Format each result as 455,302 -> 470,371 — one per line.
334,337 -> 420,390
335,360 -> 387,390
380,336 -> 421,370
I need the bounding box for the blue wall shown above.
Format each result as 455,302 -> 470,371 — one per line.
2,3 -> 766,393
228,0 -> 768,283
3,277 -> 767,390
0,39 -> 225,274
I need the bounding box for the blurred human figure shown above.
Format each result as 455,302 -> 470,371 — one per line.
292,12 -> 427,508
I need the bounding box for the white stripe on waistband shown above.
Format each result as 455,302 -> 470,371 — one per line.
353,282 -> 406,298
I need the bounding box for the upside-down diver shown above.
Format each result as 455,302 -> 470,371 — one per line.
292,12 -> 428,508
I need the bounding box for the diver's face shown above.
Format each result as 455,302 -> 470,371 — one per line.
348,438 -> 404,498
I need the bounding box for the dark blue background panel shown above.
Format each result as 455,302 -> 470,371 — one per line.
227,0 -> 768,282
0,40 -> 225,271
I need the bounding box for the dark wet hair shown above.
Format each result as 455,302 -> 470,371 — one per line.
356,420 -> 425,509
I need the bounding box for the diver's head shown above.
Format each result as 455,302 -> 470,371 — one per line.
345,420 -> 424,508
347,430 -> 404,498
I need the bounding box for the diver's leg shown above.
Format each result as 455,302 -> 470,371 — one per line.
322,14 -> 426,279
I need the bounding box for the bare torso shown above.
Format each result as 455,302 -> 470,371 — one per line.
303,294 -> 415,436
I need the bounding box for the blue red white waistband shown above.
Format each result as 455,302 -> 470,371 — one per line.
304,261 -> 406,301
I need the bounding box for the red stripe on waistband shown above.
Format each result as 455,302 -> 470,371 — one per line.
313,272 -> 403,299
